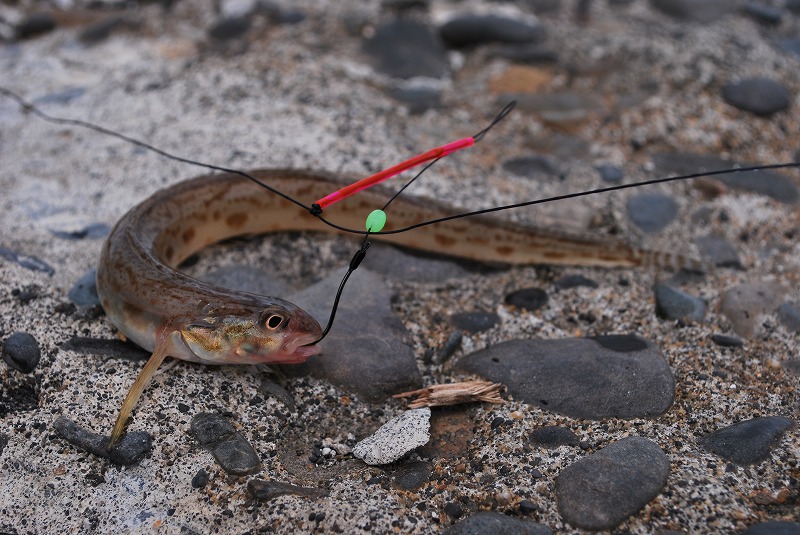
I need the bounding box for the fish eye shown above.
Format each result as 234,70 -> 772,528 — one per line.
262,313 -> 285,330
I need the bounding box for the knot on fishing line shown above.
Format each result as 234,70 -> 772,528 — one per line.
310,203 -> 323,216
350,241 -> 370,270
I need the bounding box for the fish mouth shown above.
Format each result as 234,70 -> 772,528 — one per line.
282,333 -> 322,361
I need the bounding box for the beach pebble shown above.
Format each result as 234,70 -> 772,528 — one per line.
439,14 -> 544,48
391,460 -> 432,490
444,511 -> 553,534
449,311 -> 499,333
694,234 -> 743,268
653,282 -> 706,322
16,13 -> 56,39
2,332 -> 41,374
191,469 -> 209,488
626,192 -> 678,233
718,281 -> 784,338
529,426 -> 579,448
362,20 -> 448,79
352,408 -> 431,465
741,521 -> 800,534
54,416 -> 152,465
502,155 -> 561,179
505,287 -> 548,311
191,413 -> 260,475
742,3 -> 783,25
650,0 -> 734,22
208,17 -> 252,41
553,274 -> 598,290
0,246 -> 54,275
698,416 -> 796,465
387,85 -> 441,114
68,269 -> 100,307
777,302 -> 800,333
556,437 -> 670,530
711,334 -> 744,348
595,164 -> 623,183
456,335 -> 674,419
722,78 -> 790,116
247,479 -> 326,501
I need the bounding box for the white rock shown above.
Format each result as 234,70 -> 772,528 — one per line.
352,408 -> 431,465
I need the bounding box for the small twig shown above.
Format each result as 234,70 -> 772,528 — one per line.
393,380 -> 504,409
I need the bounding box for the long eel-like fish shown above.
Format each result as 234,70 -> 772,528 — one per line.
96,168 -> 698,447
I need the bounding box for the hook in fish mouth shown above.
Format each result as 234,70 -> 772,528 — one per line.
282,333 -> 321,361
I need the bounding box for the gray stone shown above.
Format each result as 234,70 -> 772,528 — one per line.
694,234 -> 743,268
650,0 -> 734,22
439,14 -> 545,48
722,78 -> 790,116
456,335 -> 674,419
653,282 -> 706,322
68,269 -> 101,307
284,269 -> 422,402
391,460 -> 432,490
505,287 -> 549,311
362,243 -> 473,283
353,408 -> 431,465
626,192 -> 678,233
556,437 -> 670,530
2,332 -> 41,374
777,302 -> 800,333
449,311 -> 500,333
743,3 -> 783,25
741,521 -> 800,535
362,20 -> 448,79
595,164 -> 623,183
553,274 -> 598,290
444,511 -> 553,534
54,416 -> 152,465
698,416 -> 796,465
502,156 -> 562,179
529,426 -> 580,448
191,413 -> 261,475
718,281 -> 784,338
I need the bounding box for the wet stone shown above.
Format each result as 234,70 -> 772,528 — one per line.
362,20 -> 448,79
208,17 -> 252,40
595,164 -> 623,183
722,78 -> 790,117
444,511 -> 553,534
718,281 -> 784,338
363,243 -> 474,283
387,85 -> 442,114
502,155 -> 561,179
191,413 -> 260,475
191,469 -> 209,488
650,0 -> 734,22
711,334 -> 744,348
626,192 -> 678,233
54,416 -> 152,465
529,426 -> 579,448
553,274 -> 598,290
741,521 -> 800,535
505,287 -> 548,311
653,282 -> 706,322
353,408 -> 431,465
777,302 -> 800,333
284,269 -> 422,402
743,3 -> 783,26
556,437 -> 670,531
449,311 -> 499,333
16,13 -> 56,39
2,332 -> 41,374
439,14 -> 544,48
247,479 -> 326,501
391,460 -> 432,490
68,269 -> 100,307
456,335 -> 674,419
694,234 -> 742,268
698,416 -> 796,465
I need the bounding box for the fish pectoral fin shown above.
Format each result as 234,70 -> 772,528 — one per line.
107,332 -> 176,450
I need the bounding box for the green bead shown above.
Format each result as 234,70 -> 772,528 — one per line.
365,209 -> 387,232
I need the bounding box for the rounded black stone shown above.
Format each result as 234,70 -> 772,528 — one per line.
650,0 -> 734,23
443,502 -> 464,519
443,511 -> 553,535
722,78 -> 790,117
449,311 -> 500,333
529,426 -> 579,447
698,416 -> 796,465
392,461 -> 432,491
505,288 -> 548,311
711,334 -> 744,348
362,20 -> 448,79
2,332 -> 41,374
595,164 -> 623,183
553,274 -> 598,290
502,156 -> 561,178
16,13 -> 56,39
191,469 -> 209,488
208,17 -> 252,41
626,192 -> 678,233
653,282 -> 706,322
439,14 -> 544,48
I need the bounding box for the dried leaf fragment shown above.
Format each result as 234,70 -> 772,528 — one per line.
393,380 -> 504,408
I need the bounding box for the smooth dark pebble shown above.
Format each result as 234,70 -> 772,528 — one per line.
54,416 -> 152,465
2,332 -> 41,374
529,426 -> 579,447
741,521 -> 800,535
698,416 -> 796,465
722,78 -> 790,116
502,155 -> 561,178
653,282 -> 706,322
626,192 -> 678,233
443,511 -> 553,535
743,2 -> 783,25
259,377 -> 296,410
553,274 -> 598,290
191,469 -> 209,488
259,2 -> 307,24
776,37 -> 800,58
391,460 -> 432,491
208,17 -> 252,41
505,288 -> 548,311
650,0 -> 734,22
694,234 -> 743,268
284,270 -> 421,402
68,269 -> 100,307
13,286 -> 38,304
595,164 -> 623,183
362,20 -> 448,79
50,222 -> 110,240
449,311 -> 499,333
0,246 -> 54,275
59,336 -> 149,361
440,14 -> 544,48
456,335 -> 674,419
443,502 -> 464,519
711,334 -> 744,348
79,16 -> 126,44
437,332 -> 462,363
777,302 -> 800,333
16,13 -> 56,39
518,499 -> 538,515
191,413 -> 260,475
247,479 -> 326,501
555,437 -> 670,530
387,85 -> 442,114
